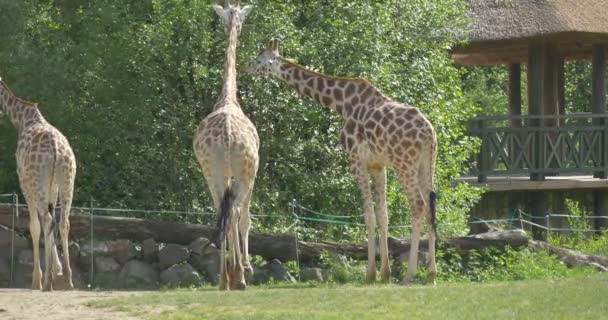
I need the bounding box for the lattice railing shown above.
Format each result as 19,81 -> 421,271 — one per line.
470,113 -> 608,181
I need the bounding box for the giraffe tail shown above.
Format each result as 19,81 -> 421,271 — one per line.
213,187 -> 235,247
429,191 -> 438,239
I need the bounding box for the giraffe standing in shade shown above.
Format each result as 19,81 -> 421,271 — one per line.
0,78 -> 75,291
246,41 -> 438,284
193,1 -> 257,290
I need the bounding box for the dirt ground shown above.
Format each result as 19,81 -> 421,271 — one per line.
0,289 -> 141,320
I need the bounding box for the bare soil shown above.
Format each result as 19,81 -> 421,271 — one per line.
0,289 -> 141,320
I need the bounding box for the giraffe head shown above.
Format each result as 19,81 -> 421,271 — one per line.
212,1 -> 253,35
244,39 -> 282,78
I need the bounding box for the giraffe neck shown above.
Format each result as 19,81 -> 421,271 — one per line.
0,82 -> 45,134
217,15 -> 240,109
275,59 -> 389,119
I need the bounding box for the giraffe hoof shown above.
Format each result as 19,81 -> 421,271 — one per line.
244,265 -> 254,278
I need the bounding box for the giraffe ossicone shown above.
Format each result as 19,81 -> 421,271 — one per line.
193,2 -> 258,290
0,78 -> 76,291
245,40 -> 439,284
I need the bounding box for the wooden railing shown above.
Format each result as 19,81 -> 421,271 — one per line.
469,113 -> 608,182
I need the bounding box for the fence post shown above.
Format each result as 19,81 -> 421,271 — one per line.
291,203 -> 301,282
89,198 -> 94,288
546,214 -> 551,240
9,193 -> 17,288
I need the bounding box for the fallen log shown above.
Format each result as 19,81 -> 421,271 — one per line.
528,240 -> 608,271
0,205 -> 531,263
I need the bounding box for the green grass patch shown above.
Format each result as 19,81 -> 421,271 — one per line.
89,273 -> 608,320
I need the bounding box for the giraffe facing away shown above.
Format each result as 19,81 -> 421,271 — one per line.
0,78 -> 76,291
192,1 -> 257,290
245,41 -> 438,284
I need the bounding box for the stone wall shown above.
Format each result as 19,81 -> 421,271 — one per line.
0,225 -> 308,289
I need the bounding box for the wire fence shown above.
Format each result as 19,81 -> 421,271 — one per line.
1,192 -> 607,288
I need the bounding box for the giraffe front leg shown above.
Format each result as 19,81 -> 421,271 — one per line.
350,162 -> 376,283
39,207 -> 55,292
59,211 -> 74,289
402,219 -> 421,285
28,206 -> 42,290
372,167 -> 391,284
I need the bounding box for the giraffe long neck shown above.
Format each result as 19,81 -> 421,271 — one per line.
276,59 -> 388,119
217,15 -> 240,109
0,82 -> 45,133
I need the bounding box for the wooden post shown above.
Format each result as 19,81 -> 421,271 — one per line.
509,64 -> 522,128
594,190 -> 608,235
558,58 -> 566,126
530,191 -> 548,240
592,45 -> 607,179
544,44 -> 560,173
543,43 -> 559,128
594,189 -> 608,232
528,41 -> 545,181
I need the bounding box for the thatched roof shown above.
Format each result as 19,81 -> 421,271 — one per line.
452,0 -> 608,65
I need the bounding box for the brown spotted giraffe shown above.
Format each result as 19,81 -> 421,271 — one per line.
0,77 -> 76,291
246,41 -> 438,284
192,1 -> 257,290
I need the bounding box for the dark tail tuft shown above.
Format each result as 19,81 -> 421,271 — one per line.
429,191 -> 438,236
213,187 -> 234,247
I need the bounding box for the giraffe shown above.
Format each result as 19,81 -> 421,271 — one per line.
192,1 -> 257,290
245,41 -> 438,284
0,77 -> 76,291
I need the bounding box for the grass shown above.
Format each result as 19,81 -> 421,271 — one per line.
89,273 -> 608,320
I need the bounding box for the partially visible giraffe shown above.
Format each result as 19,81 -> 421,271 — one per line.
246,41 -> 438,284
0,77 -> 76,291
193,1 -> 257,290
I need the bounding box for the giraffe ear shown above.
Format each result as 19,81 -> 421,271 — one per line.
240,5 -> 253,20
212,4 -> 225,18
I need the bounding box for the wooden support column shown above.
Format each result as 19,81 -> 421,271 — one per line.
530,191 -> 547,240
592,45 -> 607,179
544,44 -> 560,173
543,43 -> 559,127
594,189 -> 608,232
528,41 -> 545,181
509,64 -> 522,128
558,58 -> 566,126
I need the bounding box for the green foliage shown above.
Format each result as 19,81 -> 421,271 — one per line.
318,250 -> 365,284
549,199 -> 608,256
0,0 -> 481,239
429,246 -> 594,283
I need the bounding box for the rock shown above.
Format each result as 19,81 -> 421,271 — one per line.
94,256 -> 120,273
300,267 -> 324,282
118,260 -> 159,289
189,237 -> 220,284
94,272 -> 120,289
0,257 -> 10,287
158,243 -> 190,270
142,238 -> 159,263
0,225 -> 29,260
68,241 -> 80,266
80,239 -> 140,266
160,263 -> 201,288
252,259 -> 296,284
18,249 -> 44,268
269,259 -> 296,283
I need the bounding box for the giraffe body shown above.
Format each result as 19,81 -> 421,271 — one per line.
193,2 -> 257,290
246,43 -> 438,284
1,79 -> 76,291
